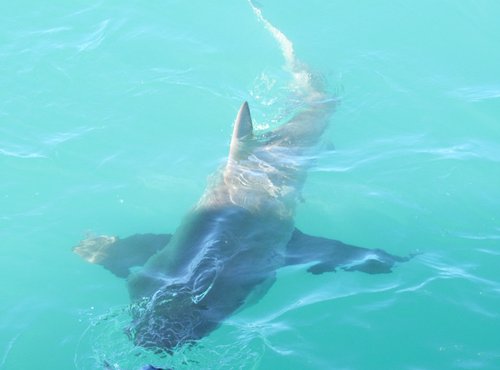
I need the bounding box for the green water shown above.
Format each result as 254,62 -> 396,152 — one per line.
1,1 -> 500,369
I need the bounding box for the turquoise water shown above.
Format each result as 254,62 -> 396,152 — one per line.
2,1 -> 500,369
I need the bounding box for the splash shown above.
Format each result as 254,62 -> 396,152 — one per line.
73,306 -> 266,369
248,0 -> 325,100
248,1 -> 296,72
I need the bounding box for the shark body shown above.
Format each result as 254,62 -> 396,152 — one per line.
73,2 -> 409,354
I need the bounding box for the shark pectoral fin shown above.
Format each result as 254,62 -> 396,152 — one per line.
342,259 -> 392,274
229,101 -> 253,160
307,261 -> 337,275
73,233 -> 172,278
341,248 -> 411,274
285,228 -> 409,275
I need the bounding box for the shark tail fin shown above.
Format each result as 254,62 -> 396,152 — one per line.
248,1 -> 324,100
229,101 -> 253,161
248,1 -> 334,149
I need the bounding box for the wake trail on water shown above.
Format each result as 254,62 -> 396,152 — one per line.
248,0 -> 327,101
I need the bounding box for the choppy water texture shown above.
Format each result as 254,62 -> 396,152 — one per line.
1,1 -> 500,369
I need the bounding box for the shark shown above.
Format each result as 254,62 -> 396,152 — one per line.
73,1 -> 409,355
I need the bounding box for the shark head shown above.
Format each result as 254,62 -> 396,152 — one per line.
128,283 -> 216,352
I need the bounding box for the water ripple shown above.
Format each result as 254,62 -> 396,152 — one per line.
312,134 -> 500,179
77,19 -> 110,52
419,253 -> 498,289
42,126 -> 97,146
0,333 -> 22,369
0,147 -> 46,159
450,85 -> 500,102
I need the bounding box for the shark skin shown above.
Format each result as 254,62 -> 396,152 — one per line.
73,100 -> 409,352
73,1 -> 411,356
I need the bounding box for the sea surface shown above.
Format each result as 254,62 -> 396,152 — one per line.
1,1 -> 500,369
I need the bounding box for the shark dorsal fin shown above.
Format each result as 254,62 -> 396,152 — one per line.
229,101 -> 253,160
233,101 -> 253,139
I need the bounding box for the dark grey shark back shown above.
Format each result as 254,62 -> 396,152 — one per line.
125,203 -> 294,350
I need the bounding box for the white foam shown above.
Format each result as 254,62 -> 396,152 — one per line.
248,1 -> 295,71
248,0 -> 316,97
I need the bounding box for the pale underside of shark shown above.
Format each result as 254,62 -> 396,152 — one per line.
73,1 -> 409,355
